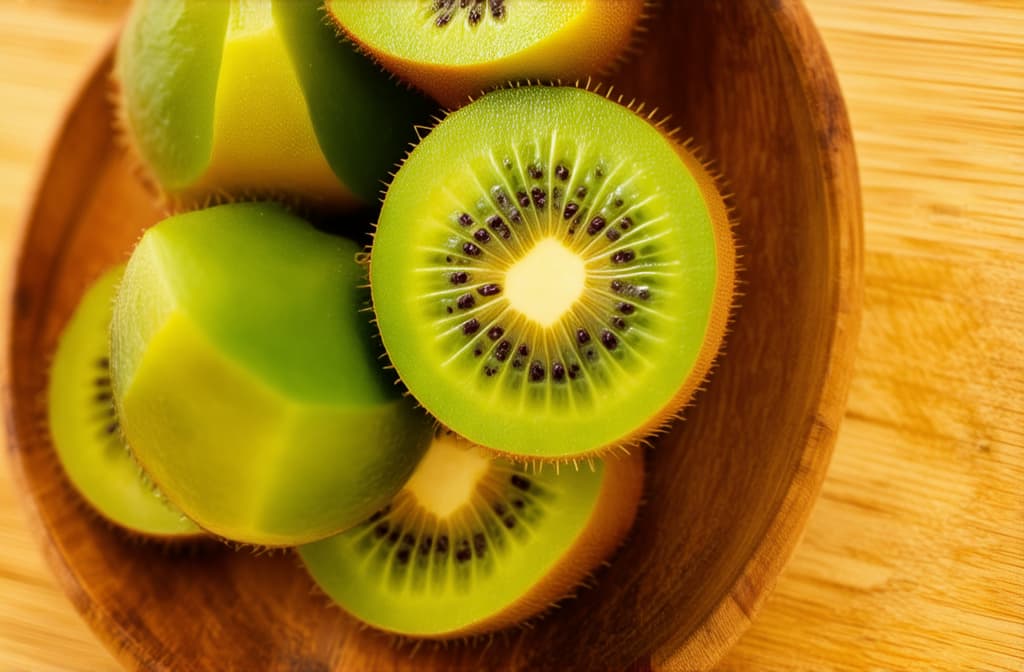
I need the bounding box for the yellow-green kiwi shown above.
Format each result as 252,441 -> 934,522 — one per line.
299,428 -> 644,639
368,84 -> 736,461
325,0 -> 652,108
48,266 -> 202,541
109,202 -> 433,546
114,0 -> 436,211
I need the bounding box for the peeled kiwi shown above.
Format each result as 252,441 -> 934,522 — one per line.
109,202 -> 433,546
114,0 -> 434,210
48,266 -> 201,540
369,85 -> 736,460
299,429 -> 643,639
325,0 -> 649,107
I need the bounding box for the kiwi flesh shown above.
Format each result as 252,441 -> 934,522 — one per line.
114,0 -> 434,211
48,266 -> 201,540
369,85 -> 736,461
109,202 -> 433,546
326,0 -> 649,108
299,428 -> 644,639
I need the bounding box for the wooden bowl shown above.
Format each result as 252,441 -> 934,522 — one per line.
3,2 -> 861,670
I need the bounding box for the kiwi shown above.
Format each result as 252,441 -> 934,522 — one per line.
109,202 -> 433,546
299,428 -> 643,638
368,85 -> 736,461
114,0 -> 434,211
48,266 -> 201,540
325,0 -> 649,108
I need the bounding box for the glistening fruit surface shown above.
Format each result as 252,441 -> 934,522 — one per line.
110,203 -> 432,546
370,86 -> 735,459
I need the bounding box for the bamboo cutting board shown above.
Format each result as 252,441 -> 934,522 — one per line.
0,2 -> 1021,671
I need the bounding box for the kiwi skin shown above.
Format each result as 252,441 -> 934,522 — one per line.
325,0 -> 653,108
368,82 -> 737,462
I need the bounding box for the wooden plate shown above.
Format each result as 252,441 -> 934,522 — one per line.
3,2 -> 861,670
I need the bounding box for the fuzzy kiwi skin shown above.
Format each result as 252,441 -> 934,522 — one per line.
114,0 -> 435,211
109,203 -> 433,547
368,84 -> 736,461
325,0 -> 650,108
299,433 -> 644,639
48,265 -> 203,541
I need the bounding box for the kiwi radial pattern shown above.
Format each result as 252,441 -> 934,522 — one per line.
299,430 -> 644,638
110,203 -> 433,546
115,0 -> 435,210
326,0 -> 648,108
370,86 -> 736,460
48,266 -> 201,540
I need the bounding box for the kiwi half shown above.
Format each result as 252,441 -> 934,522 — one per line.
48,266 -> 201,540
110,202 -> 433,546
369,85 -> 736,460
326,0 -> 649,108
114,0 -> 434,210
299,429 -> 643,639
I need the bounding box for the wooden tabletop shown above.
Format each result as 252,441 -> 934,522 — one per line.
1,2 -> 1021,670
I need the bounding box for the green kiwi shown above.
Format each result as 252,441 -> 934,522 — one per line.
369,85 -> 736,461
299,429 -> 644,639
326,0 -> 650,108
109,202 -> 433,546
48,266 -> 201,540
114,0 -> 435,210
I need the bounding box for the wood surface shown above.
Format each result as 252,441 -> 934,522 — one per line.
0,1 -> 1019,671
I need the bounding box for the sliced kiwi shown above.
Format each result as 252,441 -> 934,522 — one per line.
48,266 -> 201,540
299,429 -> 643,638
326,0 -> 649,107
109,202 -> 433,546
114,0 -> 434,210
369,85 -> 736,460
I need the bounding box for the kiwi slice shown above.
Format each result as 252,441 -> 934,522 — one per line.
326,0 -> 648,107
114,0 -> 434,210
369,85 -> 736,460
48,266 -> 201,540
299,429 -> 643,638
110,202 -> 433,546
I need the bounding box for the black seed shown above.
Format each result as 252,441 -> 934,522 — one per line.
617,302 -> 636,315
512,498 -> 524,509
492,502 -> 507,516
458,212 -> 474,227
388,530 -> 400,544
374,523 -> 389,538
463,242 -> 481,256
495,340 -> 512,361
568,363 -> 581,379
595,165 -> 605,178
619,217 -> 632,230
531,186 -> 546,208
456,539 -> 472,563
555,164 -> 570,181
512,358 -> 523,369
611,249 -> 636,264
94,375 -> 111,387
517,191 -> 530,207
420,536 -> 433,554
450,271 -> 469,285
611,316 -> 627,329
601,330 -> 619,350
484,366 -> 497,377
368,505 -> 389,523
457,293 -> 476,309
486,214 -> 510,238
445,256 -> 452,263
563,202 -> 579,219
518,344 -> 530,357
509,208 -> 522,224
474,347 -> 483,357
528,164 -> 543,179
586,216 -> 606,235
402,533 -> 415,546
606,228 -> 621,242
567,228 -> 576,236
552,362 -> 566,382
587,348 -> 597,361
637,287 -> 651,300
97,357 -> 110,369
468,6 -> 481,23
576,186 -> 588,199
463,318 -> 480,335
446,307 -> 453,314
473,532 -> 487,557
511,474 -> 531,491
529,360 -> 545,382
488,326 -> 504,340
95,390 -> 112,402
396,548 -> 411,564
611,280 -> 624,292
436,535 -> 449,554
577,328 -> 591,345
478,283 -> 502,296
435,13 -> 451,27
490,0 -> 505,20
503,516 -> 516,529
474,228 -> 491,243
614,198 -> 624,207
493,187 -> 511,208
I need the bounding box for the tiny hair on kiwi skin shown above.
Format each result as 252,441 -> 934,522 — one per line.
299,428 -> 645,640
367,82 -> 737,462
46,265 -> 204,542
325,0 -> 656,108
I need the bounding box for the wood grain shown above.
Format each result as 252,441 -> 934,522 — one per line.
0,1 -> 1019,671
